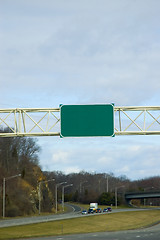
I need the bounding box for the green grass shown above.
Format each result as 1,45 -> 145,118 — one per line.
0,210 -> 160,239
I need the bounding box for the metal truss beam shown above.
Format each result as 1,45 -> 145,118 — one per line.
0,108 -> 60,137
114,106 -> 160,135
0,106 -> 160,137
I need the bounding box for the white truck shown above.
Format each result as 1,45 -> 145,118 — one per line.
90,203 -> 98,211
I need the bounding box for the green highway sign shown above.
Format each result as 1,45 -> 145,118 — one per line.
60,104 -> 114,137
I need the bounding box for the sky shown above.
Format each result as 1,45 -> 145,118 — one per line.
0,0 -> 160,180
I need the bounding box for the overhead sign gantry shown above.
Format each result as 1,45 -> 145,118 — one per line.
0,105 -> 160,137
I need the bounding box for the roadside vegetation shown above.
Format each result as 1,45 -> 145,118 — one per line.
0,210 -> 160,239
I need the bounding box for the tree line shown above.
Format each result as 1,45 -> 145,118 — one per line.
0,127 -> 160,217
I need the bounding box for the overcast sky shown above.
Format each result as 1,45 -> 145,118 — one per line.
1,0 -> 160,180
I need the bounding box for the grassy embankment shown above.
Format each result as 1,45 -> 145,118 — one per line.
0,209 -> 160,239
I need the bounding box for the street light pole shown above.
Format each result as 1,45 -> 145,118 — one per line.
62,184 -> 73,211
2,174 -> 21,218
55,182 -> 67,213
38,178 -> 55,215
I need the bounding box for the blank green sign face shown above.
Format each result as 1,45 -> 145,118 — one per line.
60,104 -> 114,137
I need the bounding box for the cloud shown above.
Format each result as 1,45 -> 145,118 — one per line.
51,151 -> 71,164
97,156 -> 113,165
115,166 -> 130,175
39,135 -> 160,180
1,0 -> 160,107
63,166 -> 81,175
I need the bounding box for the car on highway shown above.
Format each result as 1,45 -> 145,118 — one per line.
96,208 -> 102,213
88,208 -> 94,214
107,207 -> 112,212
103,207 -> 112,212
103,208 -> 109,212
81,210 -> 87,215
